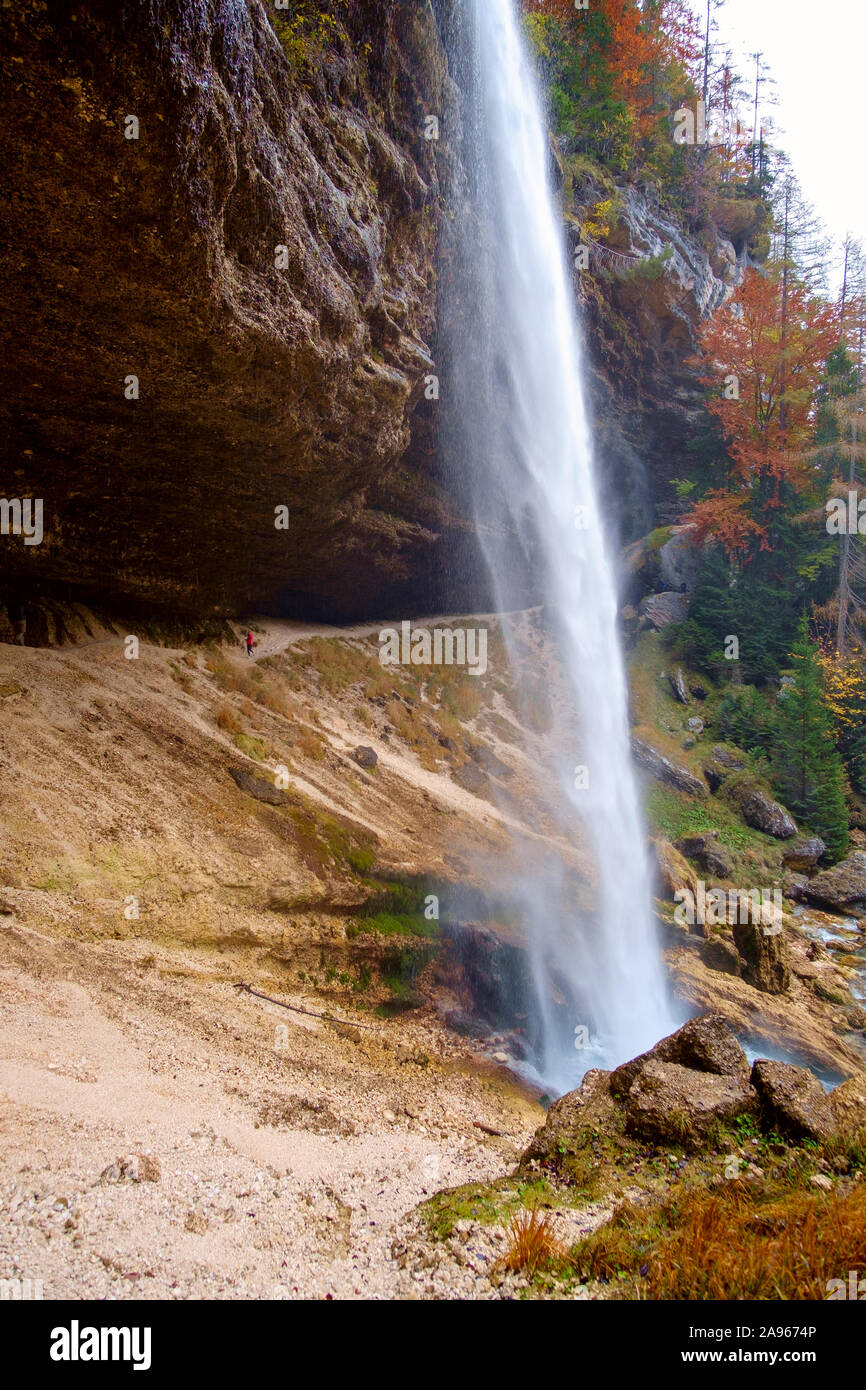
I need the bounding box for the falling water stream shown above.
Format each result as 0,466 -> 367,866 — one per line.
447,0 -> 676,1093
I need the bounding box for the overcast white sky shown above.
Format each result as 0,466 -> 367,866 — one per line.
689,0 -> 865,286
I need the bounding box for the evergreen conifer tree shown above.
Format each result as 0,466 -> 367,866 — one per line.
772,615 -> 849,859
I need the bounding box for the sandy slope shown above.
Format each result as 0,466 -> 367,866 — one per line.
0,623 -> 553,1299
0,919 -> 542,1300
1,618 -> 863,1299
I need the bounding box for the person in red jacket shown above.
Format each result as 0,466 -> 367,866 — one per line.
245,631 -> 255,659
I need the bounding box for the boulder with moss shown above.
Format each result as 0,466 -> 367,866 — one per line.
731,919 -> 791,995
781,838 -> 827,872
804,852 -> 866,914
750,1059 -> 835,1143
633,738 -> 708,798
721,773 -> 798,840
702,744 -> 746,792
700,935 -> 742,976
674,831 -> 733,880
624,1059 -> 756,1149
521,1069 -> 620,1168
829,1076 -> 866,1141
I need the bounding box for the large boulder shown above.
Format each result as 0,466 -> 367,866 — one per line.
669,668 -> 691,704
632,738 -> 708,798
652,838 -> 699,903
804,852 -> 866,914
611,1013 -> 749,1100
781,838 -> 827,872
723,777 -> 798,840
639,592 -> 688,631
522,1069 -> 618,1165
625,1059 -> 755,1149
731,919 -> 791,994
674,831 -> 733,880
829,1077 -> 866,1141
750,1059 -> 835,1143
659,525 -> 702,593
783,870 -> 810,903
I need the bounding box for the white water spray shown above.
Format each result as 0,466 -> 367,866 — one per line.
449,0 -> 676,1092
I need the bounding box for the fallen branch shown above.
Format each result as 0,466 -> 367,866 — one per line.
233,981 -> 379,1031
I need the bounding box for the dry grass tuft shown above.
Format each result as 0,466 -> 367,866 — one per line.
502,1207 -> 566,1278
216,705 -> 242,735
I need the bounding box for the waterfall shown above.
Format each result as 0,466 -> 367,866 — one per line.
444,0 -> 676,1094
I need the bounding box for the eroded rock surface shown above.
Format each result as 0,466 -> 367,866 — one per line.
610,1013 -> 749,1100
0,0 -> 459,619
804,852 -> 866,914
625,1059 -> 755,1148
632,738 -> 708,798
750,1059 -> 835,1143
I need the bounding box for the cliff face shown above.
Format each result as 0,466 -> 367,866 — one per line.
568,171 -> 748,543
2,0 -> 741,629
0,0 -> 460,620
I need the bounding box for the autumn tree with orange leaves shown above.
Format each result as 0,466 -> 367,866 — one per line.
520,0 -> 701,172
687,267 -> 838,558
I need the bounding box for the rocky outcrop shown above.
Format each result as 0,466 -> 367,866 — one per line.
699,936 -> 742,976
632,738 -> 708,798
528,1016 -> 757,1155
652,838 -> 698,904
624,1059 -> 755,1148
0,0 -> 463,621
1,0 -> 753,627
524,1014 -> 860,1169
572,171 -> 747,539
721,776 -> 798,840
750,1059 -> 835,1143
783,871 -> 810,902
731,919 -> 790,995
782,838 -> 827,872
674,832 -> 733,880
803,852 -> 866,915
610,1013 -> 750,1099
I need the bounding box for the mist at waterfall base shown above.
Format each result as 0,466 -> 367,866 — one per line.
440,0 -> 677,1096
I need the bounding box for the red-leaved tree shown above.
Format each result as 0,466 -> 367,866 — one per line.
688,266 -> 837,555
